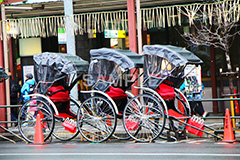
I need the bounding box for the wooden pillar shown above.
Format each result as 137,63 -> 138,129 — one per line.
127,0 -> 139,96
0,34 -> 7,131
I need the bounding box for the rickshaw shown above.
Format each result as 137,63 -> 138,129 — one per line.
123,45 -> 219,142
76,48 -> 143,143
18,52 -> 89,143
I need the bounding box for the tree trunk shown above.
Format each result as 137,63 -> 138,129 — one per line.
224,51 -> 234,94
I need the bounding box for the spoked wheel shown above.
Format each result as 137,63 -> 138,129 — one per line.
123,94 -> 165,143
77,96 -> 117,143
18,98 -> 55,143
52,98 -> 80,141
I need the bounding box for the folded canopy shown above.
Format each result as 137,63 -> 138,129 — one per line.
34,52 -> 89,74
143,45 -> 203,66
90,48 -> 143,70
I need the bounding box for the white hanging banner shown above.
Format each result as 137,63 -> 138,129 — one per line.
4,0 -> 240,39
6,21 -> 19,35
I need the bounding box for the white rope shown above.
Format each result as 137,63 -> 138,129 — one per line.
233,0 -> 236,22
53,17 -> 57,36
163,8 -> 165,28
152,8 -> 155,28
116,12 -> 120,30
46,17 -> 49,37
167,7 -> 171,27
97,13 -> 100,33
100,13 -> 104,32
23,19 -> 27,38
171,6 -> 176,26
202,4 -> 207,24
94,13 -> 97,33
78,14 -> 81,35
142,9 -> 146,31
83,14 -> 86,34
74,15 -> 78,35
237,0 -> 240,22
208,4 -> 213,25
125,11 -> 128,31
4,1 -> 240,39
48,17 -> 52,36
37,18 -> 41,38
181,4 -> 201,26
159,8 -> 163,28
32,18 -> 37,37
93,13 -> 96,33
177,6 -> 181,26
110,12 -> 113,30
104,13 -> 108,31
150,9 -> 153,28
146,9 -> 149,29
114,12 -> 117,30
155,8 -> 159,28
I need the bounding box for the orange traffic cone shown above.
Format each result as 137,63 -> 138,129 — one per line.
33,113 -> 45,145
222,108 -> 236,143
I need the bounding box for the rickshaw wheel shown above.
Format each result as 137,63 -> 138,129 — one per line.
77,96 -> 117,143
123,94 -> 165,143
52,98 -> 80,141
18,98 -> 55,143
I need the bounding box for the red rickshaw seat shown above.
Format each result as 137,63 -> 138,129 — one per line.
105,86 -> 128,99
156,83 -> 175,99
47,85 -> 70,102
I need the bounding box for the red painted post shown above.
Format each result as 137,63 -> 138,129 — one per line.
0,36 -> 7,131
127,0 -> 139,96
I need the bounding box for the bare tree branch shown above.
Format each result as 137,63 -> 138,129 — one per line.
177,0 -> 240,93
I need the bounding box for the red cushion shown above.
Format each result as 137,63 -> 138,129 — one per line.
105,86 -> 128,99
48,86 -> 70,100
156,83 -> 175,99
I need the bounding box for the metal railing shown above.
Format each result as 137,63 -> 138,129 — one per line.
0,104 -> 27,143
1,97 -> 240,143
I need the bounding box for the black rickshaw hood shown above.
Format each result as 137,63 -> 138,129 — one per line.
33,52 -> 89,74
90,48 -> 143,70
143,45 -> 203,66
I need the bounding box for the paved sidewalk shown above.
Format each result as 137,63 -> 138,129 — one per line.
1,113 -> 240,143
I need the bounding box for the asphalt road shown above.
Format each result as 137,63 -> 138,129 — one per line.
1,138 -> 240,160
